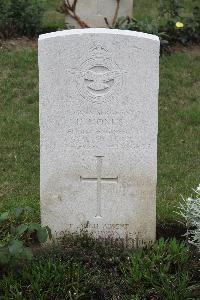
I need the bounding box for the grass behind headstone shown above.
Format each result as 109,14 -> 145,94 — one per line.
0,45 -> 199,224
0,48 -> 39,221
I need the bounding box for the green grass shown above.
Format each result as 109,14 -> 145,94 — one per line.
42,0 -> 65,30
0,46 -> 200,224
133,0 -> 198,19
158,48 -> 200,222
0,49 -> 40,221
1,236 -> 198,299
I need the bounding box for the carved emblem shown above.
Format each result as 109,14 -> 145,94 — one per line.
77,45 -> 123,99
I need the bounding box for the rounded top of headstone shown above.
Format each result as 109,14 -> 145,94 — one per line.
39,28 -> 160,43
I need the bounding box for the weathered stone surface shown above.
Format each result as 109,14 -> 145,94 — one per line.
65,0 -> 133,28
39,28 -> 160,247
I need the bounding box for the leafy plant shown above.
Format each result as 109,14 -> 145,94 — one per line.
114,16 -> 169,50
158,1 -> 200,45
183,6 -> 200,43
0,207 -> 51,266
177,184 -> 200,252
0,0 -> 45,38
114,1 -> 200,51
121,238 -> 192,299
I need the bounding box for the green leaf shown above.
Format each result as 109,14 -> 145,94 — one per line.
10,225 -> 16,234
36,227 -> 48,243
8,239 -> 23,256
0,211 -> 9,223
11,207 -> 24,219
28,223 -> 41,232
22,247 -> 33,260
16,224 -> 28,236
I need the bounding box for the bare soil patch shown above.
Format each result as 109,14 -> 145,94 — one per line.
165,42 -> 200,55
0,38 -> 37,50
1,38 -> 199,54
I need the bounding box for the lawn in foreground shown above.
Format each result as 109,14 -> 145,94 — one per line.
0,44 -> 199,224
1,235 -> 199,299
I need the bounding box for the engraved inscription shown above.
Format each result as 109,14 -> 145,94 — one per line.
80,156 -> 118,218
74,116 -> 123,126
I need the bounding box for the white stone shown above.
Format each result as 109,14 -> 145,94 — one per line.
39,28 -> 160,247
65,0 -> 133,28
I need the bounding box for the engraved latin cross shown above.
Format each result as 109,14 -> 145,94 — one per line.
80,156 -> 118,218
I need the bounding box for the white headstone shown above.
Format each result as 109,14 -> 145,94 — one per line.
65,0 -> 133,28
39,29 -> 160,247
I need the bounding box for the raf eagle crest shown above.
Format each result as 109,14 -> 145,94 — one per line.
76,45 -> 123,99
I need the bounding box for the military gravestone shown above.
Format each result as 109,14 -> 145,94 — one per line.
39,28 -> 160,247
65,0 -> 133,28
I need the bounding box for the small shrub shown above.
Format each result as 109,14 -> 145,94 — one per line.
115,0 -> 200,51
0,207 -> 51,266
0,0 -> 45,38
177,184 -> 200,252
114,16 -> 169,51
158,0 -> 200,45
182,6 -> 200,43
